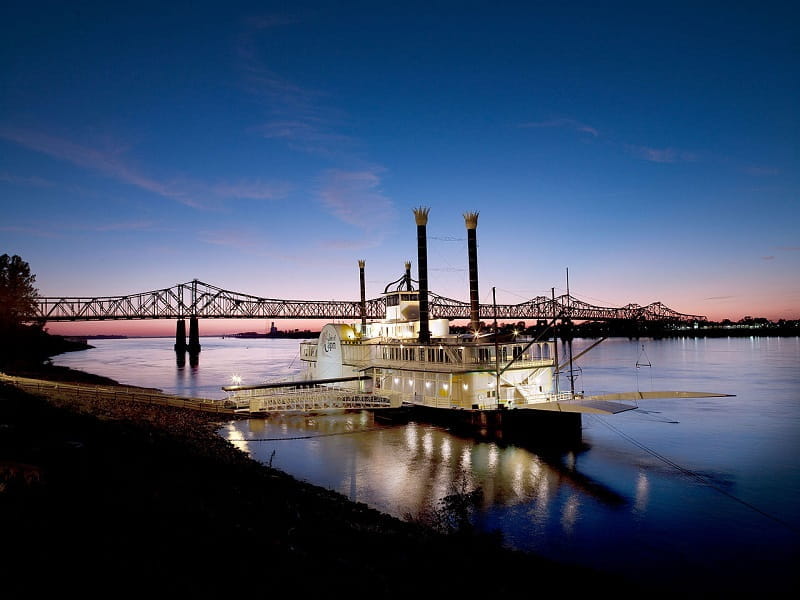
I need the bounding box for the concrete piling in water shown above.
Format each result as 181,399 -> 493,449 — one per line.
174,319 -> 187,352
188,316 -> 201,354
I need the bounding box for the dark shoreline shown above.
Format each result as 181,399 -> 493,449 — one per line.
1,337 -> 648,597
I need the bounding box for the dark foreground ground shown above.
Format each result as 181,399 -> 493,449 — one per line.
1,352 -> 649,598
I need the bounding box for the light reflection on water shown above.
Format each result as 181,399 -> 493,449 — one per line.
53,335 -> 800,594
226,411 -> 580,522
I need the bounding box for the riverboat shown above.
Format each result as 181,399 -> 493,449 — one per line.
225,208 -> 730,440
299,215 -> 631,439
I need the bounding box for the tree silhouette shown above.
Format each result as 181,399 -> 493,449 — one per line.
0,254 -> 39,332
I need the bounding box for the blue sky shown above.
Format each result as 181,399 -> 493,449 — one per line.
2,1 -> 798,335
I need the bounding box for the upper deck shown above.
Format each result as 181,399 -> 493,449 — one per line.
301,336 -> 556,373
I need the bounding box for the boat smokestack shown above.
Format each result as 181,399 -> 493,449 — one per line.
404,261 -> 412,291
358,259 -> 366,332
413,207 -> 431,344
464,211 -> 480,334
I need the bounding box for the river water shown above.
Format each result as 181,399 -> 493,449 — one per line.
51,335 -> 799,594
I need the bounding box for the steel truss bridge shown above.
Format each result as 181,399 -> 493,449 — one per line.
35,279 -> 706,324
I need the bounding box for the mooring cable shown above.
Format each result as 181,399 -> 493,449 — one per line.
592,415 -> 800,535
229,425 -> 390,442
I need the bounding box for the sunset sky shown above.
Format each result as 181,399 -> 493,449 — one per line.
2,1 -> 798,336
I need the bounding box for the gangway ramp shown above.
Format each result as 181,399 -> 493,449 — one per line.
222,376 -> 400,415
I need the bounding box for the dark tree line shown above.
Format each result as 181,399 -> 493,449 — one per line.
0,254 -> 73,370
0,253 -> 39,333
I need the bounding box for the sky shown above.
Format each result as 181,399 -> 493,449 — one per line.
2,1 -> 798,336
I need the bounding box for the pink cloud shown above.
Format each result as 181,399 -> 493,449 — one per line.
318,168 -> 395,230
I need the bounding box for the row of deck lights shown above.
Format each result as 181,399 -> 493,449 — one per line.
391,377 -> 495,391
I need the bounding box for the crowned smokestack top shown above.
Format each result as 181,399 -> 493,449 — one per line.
358,259 -> 366,331
464,211 -> 480,334
464,211 -> 479,230
404,261 -> 412,291
413,207 -> 431,344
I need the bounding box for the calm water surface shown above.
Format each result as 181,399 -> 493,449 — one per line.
53,335 -> 800,594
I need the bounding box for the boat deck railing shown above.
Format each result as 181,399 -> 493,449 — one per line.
410,390 -> 578,411
345,357 -> 555,373
228,384 -> 402,414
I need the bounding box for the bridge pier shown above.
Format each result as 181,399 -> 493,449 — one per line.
560,318 -> 574,340
188,316 -> 201,353
174,319 -> 187,352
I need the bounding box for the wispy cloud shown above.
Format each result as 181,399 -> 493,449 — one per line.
88,221 -> 161,232
744,166 -> 780,176
197,227 -> 300,261
519,118 -> 703,166
0,126 -> 192,201
625,144 -> 697,163
776,246 -> 800,251
519,118 -> 599,137
318,168 -> 393,224
704,295 -> 736,300
238,14 -> 396,232
237,16 -> 354,157
0,224 -> 61,238
198,229 -> 262,251
0,127 -> 290,208
320,238 -> 380,250
429,236 -> 465,242
0,170 -> 100,198
212,179 -> 292,200
254,120 -> 355,158
1,219 -> 167,237
762,255 -> 775,260
317,168 -> 395,242
0,172 -> 55,188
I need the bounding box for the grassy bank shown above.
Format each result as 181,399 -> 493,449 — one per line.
1,336 -> 645,597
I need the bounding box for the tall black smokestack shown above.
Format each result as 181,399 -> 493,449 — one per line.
358,259 -> 366,332
404,261 -> 412,291
464,211 -> 480,334
413,207 -> 431,344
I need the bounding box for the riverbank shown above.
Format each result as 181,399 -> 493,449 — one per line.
1,350 -> 652,598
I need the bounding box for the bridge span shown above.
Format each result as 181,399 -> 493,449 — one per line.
34,279 -> 705,355
35,279 -> 705,324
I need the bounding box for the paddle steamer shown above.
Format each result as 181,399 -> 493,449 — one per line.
294,208 -> 637,439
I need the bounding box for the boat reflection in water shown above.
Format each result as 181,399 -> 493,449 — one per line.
222,409 -> 626,525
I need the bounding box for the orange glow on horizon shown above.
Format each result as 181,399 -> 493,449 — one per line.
44,319 -> 330,338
